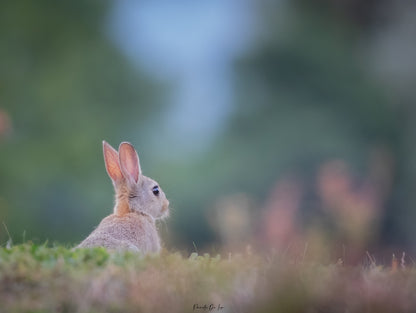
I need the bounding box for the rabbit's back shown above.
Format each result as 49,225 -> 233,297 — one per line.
78,212 -> 160,253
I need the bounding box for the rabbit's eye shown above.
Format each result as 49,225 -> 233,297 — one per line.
129,194 -> 137,199
152,186 -> 160,196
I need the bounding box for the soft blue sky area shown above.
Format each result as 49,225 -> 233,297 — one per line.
108,0 -> 255,157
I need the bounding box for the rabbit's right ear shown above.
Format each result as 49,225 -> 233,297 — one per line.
103,141 -> 123,183
118,142 -> 141,186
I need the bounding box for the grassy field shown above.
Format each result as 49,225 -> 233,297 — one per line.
0,244 -> 415,313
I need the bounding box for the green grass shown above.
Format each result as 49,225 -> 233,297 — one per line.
1,244 -> 416,313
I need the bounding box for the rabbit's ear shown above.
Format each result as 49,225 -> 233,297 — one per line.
119,142 -> 141,184
103,141 -> 123,183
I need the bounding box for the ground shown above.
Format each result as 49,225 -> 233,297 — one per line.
0,244 -> 415,313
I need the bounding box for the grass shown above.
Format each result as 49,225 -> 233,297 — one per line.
1,244 -> 416,313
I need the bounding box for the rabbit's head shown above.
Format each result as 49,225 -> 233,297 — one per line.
103,141 -> 169,219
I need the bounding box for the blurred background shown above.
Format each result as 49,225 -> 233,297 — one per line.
1,0 -> 416,262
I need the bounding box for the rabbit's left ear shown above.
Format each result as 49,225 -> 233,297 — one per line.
103,141 -> 123,184
118,142 -> 141,185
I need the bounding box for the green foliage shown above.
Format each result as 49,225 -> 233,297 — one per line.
158,1 -> 404,250
0,0 -> 415,254
0,0 -> 163,244
1,244 -> 416,313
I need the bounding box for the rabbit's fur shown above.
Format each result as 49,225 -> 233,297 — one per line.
77,141 -> 169,253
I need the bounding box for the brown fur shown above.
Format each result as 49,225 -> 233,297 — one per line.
77,141 -> 169,253
78,212 -> 160,253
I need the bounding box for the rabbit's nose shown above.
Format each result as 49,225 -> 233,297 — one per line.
162,200 -> 169,212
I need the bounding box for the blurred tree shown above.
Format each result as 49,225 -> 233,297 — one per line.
0,0 -> 413,255
167,0 -> 404,252
0,0 -> 163,244
225,0 -> 406,250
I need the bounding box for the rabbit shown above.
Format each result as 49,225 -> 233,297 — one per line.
77,141 -> 169,253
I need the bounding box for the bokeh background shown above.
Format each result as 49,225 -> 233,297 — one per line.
1,0 -> 416,261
